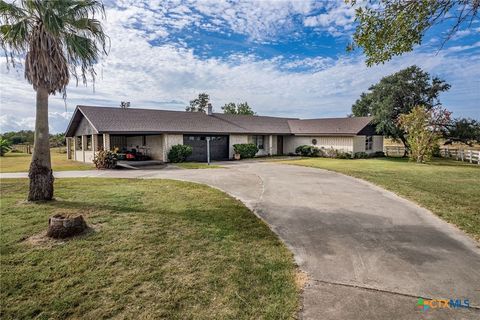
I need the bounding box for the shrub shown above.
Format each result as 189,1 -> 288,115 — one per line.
336,151 -> 352,159
0,138 -> 12,156
168,144 -> 193,163
370,151 -> 385,158
93,150 -> 117,169
233,143 -> 258,159
295,145 -> 320,157
354,152 -> 368,159
324,148 -> 339,158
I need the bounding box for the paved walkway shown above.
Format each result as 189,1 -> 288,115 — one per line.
2,162 -> 479,319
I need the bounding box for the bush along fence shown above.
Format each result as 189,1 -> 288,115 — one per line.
384,146 -> 480,164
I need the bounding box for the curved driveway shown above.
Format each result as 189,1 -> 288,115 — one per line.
2,162 -> 480,319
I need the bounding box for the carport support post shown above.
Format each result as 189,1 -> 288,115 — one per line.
269,135 -> 273,156
81,135 -> 86,162
92,134 -> 98,152
206,137 -> 211,165
103,133 -> 110,151
73,137 -> 77,160
66,137 -> 72,159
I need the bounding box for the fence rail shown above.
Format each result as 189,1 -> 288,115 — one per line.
383,146 -> 480,164
11,144 -> 32,154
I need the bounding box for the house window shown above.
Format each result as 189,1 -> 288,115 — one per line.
365,136 -> 373,151
252,135 -> 264,149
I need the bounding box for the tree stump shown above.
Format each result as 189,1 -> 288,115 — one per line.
47,214 -> 87,239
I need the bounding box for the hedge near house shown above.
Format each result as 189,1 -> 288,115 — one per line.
233,143 -> 258,159
93,150 -> 117,169
168,145 -> 193,162
295,145 -> 320,157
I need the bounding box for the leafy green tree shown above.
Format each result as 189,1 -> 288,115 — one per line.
0,137 -> 12,156
398,106 -> 451,163
1,0 -> 108,201
221,102 -> 255,115
1,130 -> 35,144
347,0 -> 480,66
444,118 -> 480,146
352,66 -> 450,152
186,93 -> 209,112
50,133 -> 66,147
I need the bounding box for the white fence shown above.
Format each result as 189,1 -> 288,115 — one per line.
383,146 -> 480,164
445,148 -> 480,164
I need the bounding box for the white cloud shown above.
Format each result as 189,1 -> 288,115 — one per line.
1,2 -> 479,133
303,2 -> 356,36
109,0 -> 328,42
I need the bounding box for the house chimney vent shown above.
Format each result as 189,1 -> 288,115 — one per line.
207,103 -> 213,115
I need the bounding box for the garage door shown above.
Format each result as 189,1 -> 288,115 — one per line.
183,135 -> 229,162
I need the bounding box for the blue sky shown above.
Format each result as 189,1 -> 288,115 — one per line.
0,0 -> 479,133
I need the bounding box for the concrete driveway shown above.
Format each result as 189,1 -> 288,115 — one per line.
2,162 -> 479,319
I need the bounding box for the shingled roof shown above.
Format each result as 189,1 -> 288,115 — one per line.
65,105 -> 374,137
287,117 -> 374,135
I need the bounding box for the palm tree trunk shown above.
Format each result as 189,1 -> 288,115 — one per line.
28,87 -> 54,201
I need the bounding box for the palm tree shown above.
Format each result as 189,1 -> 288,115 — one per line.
0,0 -> 108,201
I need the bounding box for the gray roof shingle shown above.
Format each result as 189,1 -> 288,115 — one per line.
287,117 -> 373,135
65,105 -> 374,137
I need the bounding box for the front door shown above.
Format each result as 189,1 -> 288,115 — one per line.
277,136 -> 284,155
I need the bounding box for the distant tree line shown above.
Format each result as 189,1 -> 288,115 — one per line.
0,131 -> 66,147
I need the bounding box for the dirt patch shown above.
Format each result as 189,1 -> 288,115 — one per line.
295,269 -> 308,290
23,225 -> 99,248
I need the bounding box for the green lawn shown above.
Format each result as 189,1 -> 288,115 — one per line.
0,150 -> 93,173
174,162 -> 224,169
0,179 -> 298,319
282,157 -> 480,240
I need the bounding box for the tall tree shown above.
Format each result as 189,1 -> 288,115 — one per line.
347,0 -> 480,66
352,66 -> 450,152
186,93 -> 209,112
221,102 -> 255,115
398,106 -> 451,163
444,118 -> 480,146
1,0 -> 108,201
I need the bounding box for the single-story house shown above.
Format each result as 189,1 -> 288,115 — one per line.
65,105 -> 383,162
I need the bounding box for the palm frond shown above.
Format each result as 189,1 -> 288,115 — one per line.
2,0 -> 108,94
0,0 -> 27,22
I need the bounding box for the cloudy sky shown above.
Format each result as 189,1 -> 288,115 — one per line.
0,0 -> 479,133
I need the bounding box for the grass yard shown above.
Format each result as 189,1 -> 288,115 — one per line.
282,157 -> 480,240
174,162 -> 224,169
0,179 -> 298,319
0,150 -> 93,173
